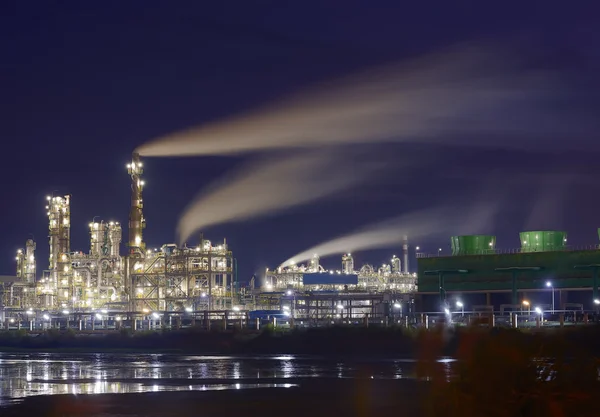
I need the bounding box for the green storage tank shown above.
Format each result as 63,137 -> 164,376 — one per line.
519,231 -> 567,252
450,235 -> 496,256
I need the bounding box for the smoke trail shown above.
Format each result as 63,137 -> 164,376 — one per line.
177,151 -> 381,244
137,41 -> 592,158
280,200 -> 501,267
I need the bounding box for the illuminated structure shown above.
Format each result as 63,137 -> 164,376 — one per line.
2,153 -> 235,315
264,254 -> 416,293
2,151 -> 414,320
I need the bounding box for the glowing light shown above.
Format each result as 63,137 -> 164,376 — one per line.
232,306 -> 240,312
185,307 -> 193,312
535,307 -> 542,314
62,310 -> 69,315
43,314 -> 50,320
456,301 -> 463,308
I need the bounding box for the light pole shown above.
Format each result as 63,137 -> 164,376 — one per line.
286,290 -> 296,319
393,302 -> 402,323
522,300 -> 530,315
546,281 -> 554,313
535,306 -> 543,326
456,301 -> 464,316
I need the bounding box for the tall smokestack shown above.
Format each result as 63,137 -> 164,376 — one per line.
127,152 -> 145,254
402,235 -> 409,274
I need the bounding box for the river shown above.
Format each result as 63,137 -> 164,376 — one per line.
0,352 -> 452,406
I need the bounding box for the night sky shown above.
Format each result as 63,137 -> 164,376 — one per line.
1,1 -> 599,281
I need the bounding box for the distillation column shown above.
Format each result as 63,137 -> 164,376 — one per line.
402,235 -> 409,274
391,255 -> 401,273
342,253 -> 354,274
16,249 -> 25,279
46,195 -> 71,308
127,153 -> 146,310
127,153 -> 146,254
310,254 -> 320,272
108,222 -> 122,257
25,239 -> 36,284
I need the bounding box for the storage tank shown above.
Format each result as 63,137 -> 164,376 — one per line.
519,231 -> 567,252
450,235 -> 496,256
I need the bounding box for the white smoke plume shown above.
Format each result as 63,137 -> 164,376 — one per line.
136,41 -> 587,158
177,151 -> 379,244
280,200 -> 501,267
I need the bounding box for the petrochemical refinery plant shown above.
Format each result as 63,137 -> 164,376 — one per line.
0,153 -> 416,326
2,152 -> 600,329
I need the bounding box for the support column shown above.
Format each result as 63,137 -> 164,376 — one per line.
593,268 -> 598,301
438,273 -> 445,304
511,271 -> 518,305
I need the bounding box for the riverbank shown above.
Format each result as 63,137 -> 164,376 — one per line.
2,324 -> 600,355
1,378 -> 426,417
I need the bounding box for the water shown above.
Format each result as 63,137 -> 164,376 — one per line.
0,352 -> 435,406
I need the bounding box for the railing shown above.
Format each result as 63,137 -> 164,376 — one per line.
416,244 -> 600,258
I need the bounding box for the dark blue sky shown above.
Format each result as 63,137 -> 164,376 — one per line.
1,1 -> 599,280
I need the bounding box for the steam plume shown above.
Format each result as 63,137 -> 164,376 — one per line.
137,41 -> 588,158
177,151 -> 377,244
280,200 -> 500,267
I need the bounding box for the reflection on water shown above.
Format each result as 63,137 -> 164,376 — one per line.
0,353 -> 453,405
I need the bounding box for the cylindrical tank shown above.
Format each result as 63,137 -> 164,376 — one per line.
451,235 -> 496,256
25,239 -> 36,284
519,231 -> 567,252
90,222 -> 101,256
391,255 -> 401,273
16,250 -> 24,279
342,253 -> 354,274
402,235 -> 409,274
108,222 -> 122,257
310,254 -> 320,271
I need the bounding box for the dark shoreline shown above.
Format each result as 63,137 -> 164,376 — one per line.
1,378 -> 427,417
2,325 -> 600,356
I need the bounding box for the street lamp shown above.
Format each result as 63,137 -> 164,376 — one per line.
456,301 -> 464,316
534,306 -> 542,315
546,281 -> 555,313
522,300 -> 530,315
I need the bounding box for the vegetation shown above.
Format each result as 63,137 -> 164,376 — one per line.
417,327 -> 600,416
